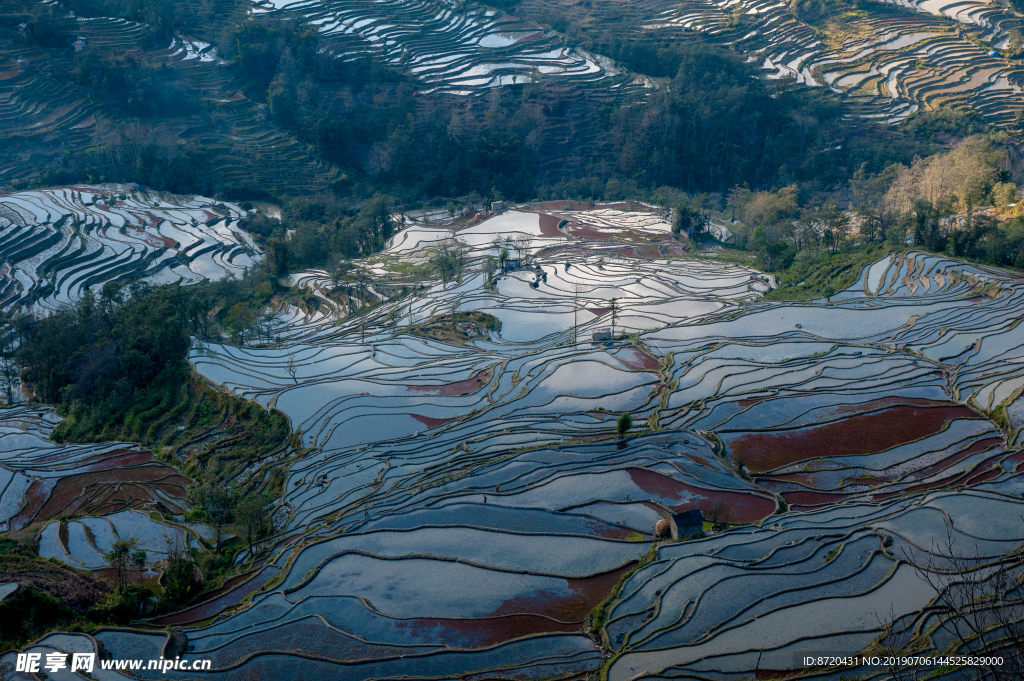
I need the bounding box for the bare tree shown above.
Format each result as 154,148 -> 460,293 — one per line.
706,501 -> 732,530
483,255 -> 497,284
513,234 -> 534,263
884,519 -> 1024,681
430,238 -> 469,284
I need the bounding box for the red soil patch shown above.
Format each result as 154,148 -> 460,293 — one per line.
84,450 -> 154,472
142,211 -> 165,227
617,248 -> 639,258
637,245 -> 662,259
538,213 -> 566,238
487,562 -> 635,622
35,447 -> 135,465
727,405 -> 979,474
625,468 -> 776,524
1004,450 -> 1024,468
9,479 -> 53,530
783,490 -> 851,509
587,307 -> 610,317
660,241 -> 685,256
406,367 -> 492,397
184,569 -> 260,603
149,566 -> 279,625
765,437 -> 1001,492
616,348 -> 659,371
565,225 -> 611,239
867,454 -> 1005,501
410,414 -> 458,429
393,613 -> 580,649
129,225 -> 176,249
907,438 -> 1003,480
28,465 -> 189,526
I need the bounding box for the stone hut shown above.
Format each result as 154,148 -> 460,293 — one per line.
669,508 -> 704,539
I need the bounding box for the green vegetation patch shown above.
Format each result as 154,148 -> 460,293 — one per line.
0,539 -> 109,652
766,246 -> 891,302
406,312 -> 502,345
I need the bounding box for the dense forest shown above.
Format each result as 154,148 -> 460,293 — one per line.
21,7 -> 956,203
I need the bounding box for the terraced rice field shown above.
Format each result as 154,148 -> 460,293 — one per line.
0,0 -> 342,190
0,405 -> 193,534
252,0 -> 653,96
3,204 -> 1024,678
642,0 -> 1024,126
0,48 -> 96,182
0,185 -> 261,314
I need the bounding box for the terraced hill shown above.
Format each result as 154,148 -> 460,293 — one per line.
508,0 -> 1024,129
253,0 -> 654,97
0,49 -> 96,182
0,185 -> 260,314
0,0 -> 342,192
3,201 -> 1022,679
630,0 -> 1023,126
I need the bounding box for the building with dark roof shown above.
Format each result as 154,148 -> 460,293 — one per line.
670,508 -> 704,539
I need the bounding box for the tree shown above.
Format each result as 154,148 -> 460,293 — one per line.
483,255 -> 497,283
159,535 -> 202,611
286,356 -> 298,383
617,412 -> 632,439
430,238 -> 468,284
818,200 -> 851,254
673,198 -> 707,237
354,194 -> 396,251
706,500 -> 733,530
235,494 -> 272,555
610,298 -> 619,337
498,247 -> 509,270
194,484 -> 234,553
387,306 -> 402,332
354,269 -> 371,307
882,519 -> 1024,681
824,281 -> 836,303
104,537 -> 141,593
673,198 -> 694,236
132,549 -> 148,585
512,234 -> 533,262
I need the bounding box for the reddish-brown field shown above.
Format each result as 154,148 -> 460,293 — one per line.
626,468 -> 776,523
487,562 -> 634,622
410,414 -> 459,429
406,367 -> 492,396
616,348 -> 660,371
727,404 -> 979,473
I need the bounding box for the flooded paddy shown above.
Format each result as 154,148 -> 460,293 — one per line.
5,202 -> 1024,679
